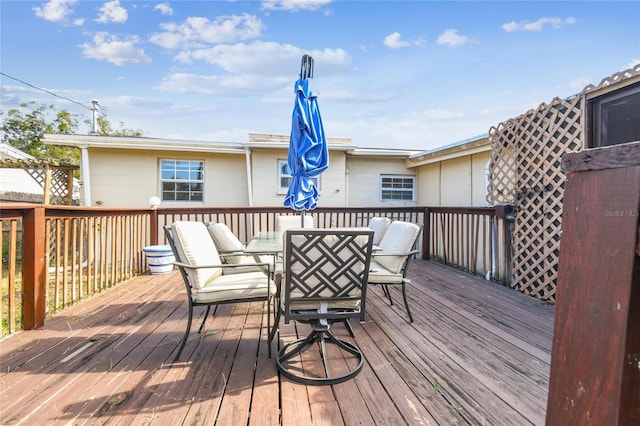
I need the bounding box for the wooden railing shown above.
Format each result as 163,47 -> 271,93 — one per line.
427,206 -> 514,283
1,205 -> 513,336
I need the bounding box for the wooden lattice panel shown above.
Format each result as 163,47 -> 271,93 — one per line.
1,159 -> 77,205
487,97 -> 583,302
487,66 -> 640,302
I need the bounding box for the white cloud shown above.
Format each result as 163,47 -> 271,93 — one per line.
154,2 -> 173,16
384,32 -> 410,49
155,73 -> 286,95
96,0 -> 128,24
149,14 -> 264,49
157,42 -> 350,95
187,42 -> 349,75
80,32 -> 151,66
33,0 -> 77,23
436,29 -> 470,47
261,0 -> 332,12
502,17 -> 576,32
383,32 -> 424,49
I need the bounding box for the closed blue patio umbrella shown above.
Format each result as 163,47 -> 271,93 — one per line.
284,55 -> 329,219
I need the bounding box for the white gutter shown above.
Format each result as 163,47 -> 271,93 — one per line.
245,149 -> 253,207
80,147 -> 91,206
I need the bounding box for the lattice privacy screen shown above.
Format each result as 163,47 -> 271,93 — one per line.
0,159 -> 77,205
485,66 -> 640,302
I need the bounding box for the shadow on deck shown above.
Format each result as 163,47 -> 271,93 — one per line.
0,260 -> 554,425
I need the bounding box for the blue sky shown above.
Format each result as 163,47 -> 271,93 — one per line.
1,0 -> 639,151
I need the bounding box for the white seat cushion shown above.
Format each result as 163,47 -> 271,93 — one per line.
368,260 -> 404,283
172,221 -> 223,289
195,271 -> 276,304
374,221 -> 420,273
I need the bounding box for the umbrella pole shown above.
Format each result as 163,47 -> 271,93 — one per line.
300,210 -> 305,227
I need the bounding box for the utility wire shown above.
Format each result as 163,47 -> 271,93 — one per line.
1,71 -> 93,112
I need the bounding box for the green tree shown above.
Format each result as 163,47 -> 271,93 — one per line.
0,101 -> 80,164
1,101 -> 145,165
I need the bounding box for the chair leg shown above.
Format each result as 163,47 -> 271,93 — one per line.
382,284 -> 394,305
198,305 -> 212,333
276,322 -> 364,386
174,303 -> 194,362
343,319 -> 355,337
267,296 -> 272,359
401,282 -> 414,322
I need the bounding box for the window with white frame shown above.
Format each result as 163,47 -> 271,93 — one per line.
380,175 -> 415,201
278,159 -> 320,192
160,159 -> 204,202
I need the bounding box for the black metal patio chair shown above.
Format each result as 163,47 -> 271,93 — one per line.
275,228 -> 374,385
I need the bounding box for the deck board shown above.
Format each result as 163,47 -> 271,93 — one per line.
0,260 -> 554,425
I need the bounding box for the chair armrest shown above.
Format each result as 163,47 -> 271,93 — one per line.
217,249 -> 246,255
372,249 -> 420,257
174,260 -> 272,272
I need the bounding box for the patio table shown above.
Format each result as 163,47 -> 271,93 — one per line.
244,231 -> 284,255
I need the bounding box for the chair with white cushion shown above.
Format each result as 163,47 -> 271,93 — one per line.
207,222 -> 274,274
275,214 -> 314,232
164,221 -> 277,361
368,216 -> 391,246
367,220 -> 422,322
276,228 -> 374,385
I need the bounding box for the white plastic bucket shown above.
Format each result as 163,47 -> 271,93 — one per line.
143,245 -> 175,274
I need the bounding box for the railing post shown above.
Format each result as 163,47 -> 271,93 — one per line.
422,207 -> 430,260
495,204 -> 515,285
22,206 -> 46,329
150,208 -> 159,245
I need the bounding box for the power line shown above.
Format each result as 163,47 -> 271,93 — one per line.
0,71 -> 93,112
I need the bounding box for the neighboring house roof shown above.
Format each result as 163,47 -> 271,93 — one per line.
405,134 -> 491,168
0,143 -> 43,200
42,134 -> 248,154
42,133 -> 425,159
246,133 -> 354,151
0,142 -> 35,160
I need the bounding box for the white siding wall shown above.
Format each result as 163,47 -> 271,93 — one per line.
346,157 -> 418,207
250,148 -> 347,207
89,149 -> 248,207
416,164 -> 440,206
412,151 -> 491,207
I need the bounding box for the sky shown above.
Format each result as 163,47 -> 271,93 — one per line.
1,0 -> 639,151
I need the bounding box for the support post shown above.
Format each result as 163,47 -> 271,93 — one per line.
547,142 -> 640,425
22,206 -> 47,329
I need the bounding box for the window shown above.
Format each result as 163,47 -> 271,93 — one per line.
380,175 -> 415,201
278,159 -> 320,192
160,160 -> 204,202
587,81 -> 640,148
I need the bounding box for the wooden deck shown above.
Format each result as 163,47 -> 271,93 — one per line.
0,260 -> 554,425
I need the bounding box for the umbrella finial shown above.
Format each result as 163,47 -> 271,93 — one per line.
300,54 -> 314,80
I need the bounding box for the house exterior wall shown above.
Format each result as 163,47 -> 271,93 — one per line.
250,148 -> 347,207
416,164 -> 440,206
412,151 -> 490,207
346,157 -> 418,207
88,148 -> 248,207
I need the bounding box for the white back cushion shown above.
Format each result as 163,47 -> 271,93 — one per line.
276,215 -> 314,232
375,221 -> 420,273
172,221 -> 222,289
207,223 -> 248,265
368,217 -> 391,245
